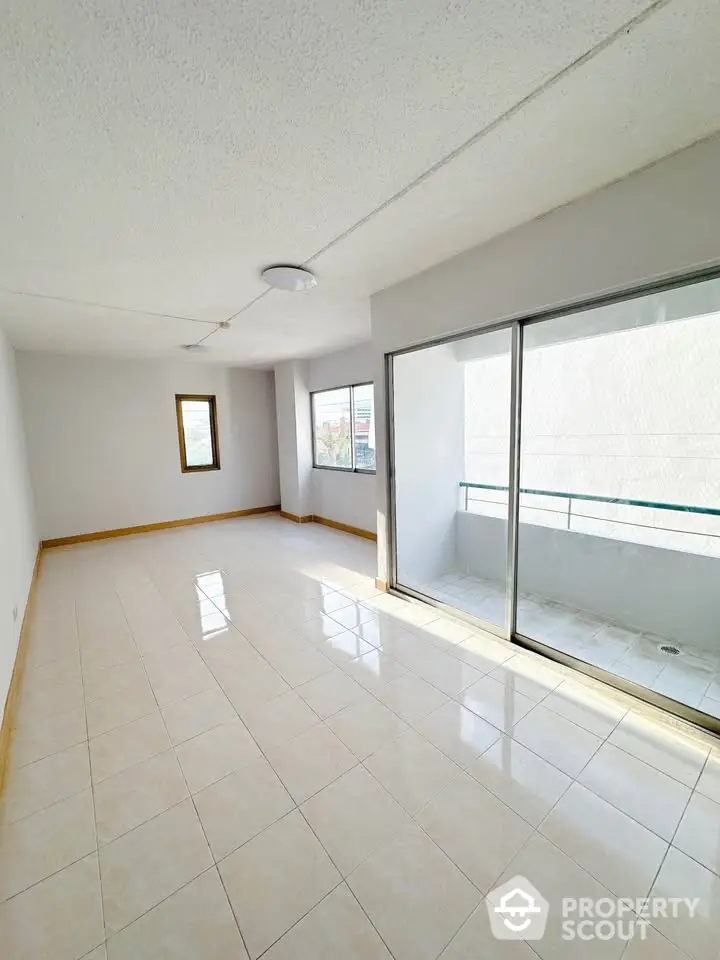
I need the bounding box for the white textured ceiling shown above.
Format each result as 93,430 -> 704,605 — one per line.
1,0 -> 719,364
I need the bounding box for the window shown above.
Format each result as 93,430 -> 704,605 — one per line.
175,394 -> 220,472
312,383 -> 375,472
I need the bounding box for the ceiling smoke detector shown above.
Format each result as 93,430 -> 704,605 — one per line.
261,264 -> 317,292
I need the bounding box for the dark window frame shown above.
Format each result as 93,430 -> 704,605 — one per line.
175,394 -> 221,473
311,381 -> 376,474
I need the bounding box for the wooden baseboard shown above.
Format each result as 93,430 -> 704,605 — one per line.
375,578 -> 388,592
280,511 -> 314,524
0,546 -> 43,796
312,515 -> 377,542
41,505 -> 282,548
279,510 -> 377,541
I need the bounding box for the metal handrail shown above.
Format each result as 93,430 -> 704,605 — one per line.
459,481 -> 720,519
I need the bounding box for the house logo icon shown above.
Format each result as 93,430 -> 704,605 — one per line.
486,876 -> 549,940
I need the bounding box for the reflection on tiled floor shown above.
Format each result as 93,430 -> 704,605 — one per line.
426,572 -> 720,719
1,515 -> 719,959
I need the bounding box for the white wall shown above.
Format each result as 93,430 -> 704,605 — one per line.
372,132 -> 720,581
312,470 -> 377,533
18,353 -> 280,541
307,343 -> 377,533
307,342 -> 374,392
393,344 -> 464,585
0,330 -> 37,722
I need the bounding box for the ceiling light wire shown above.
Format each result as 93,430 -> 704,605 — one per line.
0,288 -> 217,324
193,325 -> 223,347
188,288 -> 272,347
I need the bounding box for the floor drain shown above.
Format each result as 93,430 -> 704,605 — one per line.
659,644 -> 681,656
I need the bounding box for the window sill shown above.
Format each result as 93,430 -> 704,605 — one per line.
312,465 -> 376,476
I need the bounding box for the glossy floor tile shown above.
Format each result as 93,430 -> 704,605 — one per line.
105,867 -> 249,959
300,765 -> 412,877
218,810 -> 341,959
415,772 -> 533,892
262,883 -> 392,960
1,515 -> 719,959
467,735 -> 571,826
347,822 -> 481,960
539,782 -> 668,899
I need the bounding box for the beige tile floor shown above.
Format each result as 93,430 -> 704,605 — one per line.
1,515 -> 719,959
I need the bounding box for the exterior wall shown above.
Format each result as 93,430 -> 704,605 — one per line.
372,132 -> 720,582
464,307 -> 720,556
17,353 -> 279,541
0,330 -> 38,722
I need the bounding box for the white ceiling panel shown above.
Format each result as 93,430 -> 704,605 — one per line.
195,289 -> 371,365
0,0 -> 650,311
2,288 -> 371,366
314,0 -> 720,298
1,0 -> 717,364
0,293 -> 208,358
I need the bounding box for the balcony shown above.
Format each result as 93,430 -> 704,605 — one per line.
418,482 -> 720,716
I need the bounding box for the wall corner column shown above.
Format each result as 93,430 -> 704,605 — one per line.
273,359 -> 313,519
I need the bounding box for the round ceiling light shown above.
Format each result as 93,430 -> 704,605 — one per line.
261,264 -> 317,292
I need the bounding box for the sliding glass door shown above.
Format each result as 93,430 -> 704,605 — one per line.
389,271 -> 720,731
516,278 -> 720,720
392,326 -> 513,634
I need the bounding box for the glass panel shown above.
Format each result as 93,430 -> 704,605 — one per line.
313,388 -> 352,468
393,327 -> 512,631
352,383 -> 376,471
517,275 -> 720,719
181,399 -> 214,467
